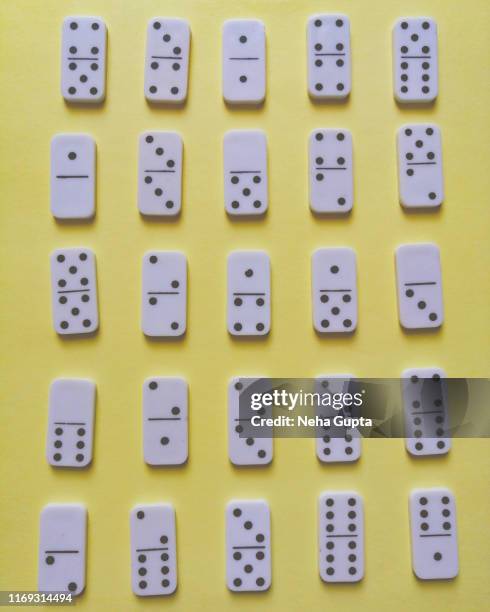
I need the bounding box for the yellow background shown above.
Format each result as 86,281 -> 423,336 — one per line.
1,0 -> 489,610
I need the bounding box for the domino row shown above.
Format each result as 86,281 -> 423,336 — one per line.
51,244 -> 443,336
47,372 -> 449,470
61,15 -> 438,104
51,125 -> 443,219
39,489 -> 459,596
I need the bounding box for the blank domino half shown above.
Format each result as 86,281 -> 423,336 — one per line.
38,504 -> 87,595
226,500 -> 271,592
223,130 -> 268,216
409,488 -> 458,579
130,504 -> 177,595
47,379 -> 96,468
395,243 -> 443,329
318,491 -> 364,582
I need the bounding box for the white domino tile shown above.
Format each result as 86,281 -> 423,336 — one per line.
222,20 -> 266,105
395,243 -> 443,329
130,504 -> 177,595
61,16 -> 107,103
51,134 -> 96,219
138,132 -> 183,216
144,18 -> 190,103
224,130 -> 268,216
397,124 -> 443,208
402,368 -> 450,456
309,128 -> 353,213
393,17 -> 438,103
315,375 -> 361,463
50,248 -> 99,335
307,14 -> 351,99
227,251 -> 270,336
312,248 -> 358,333
143,377 -> 188,466
409,488 -> 458,579
141,252 -> 187,337
226,500 -> 271,592
47,379 -> 96,468
38,504 -> 87,595
228,378 -> 273,466
318,491 -> 364,582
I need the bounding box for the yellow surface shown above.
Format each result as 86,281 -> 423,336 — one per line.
1,0 -> 489,610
